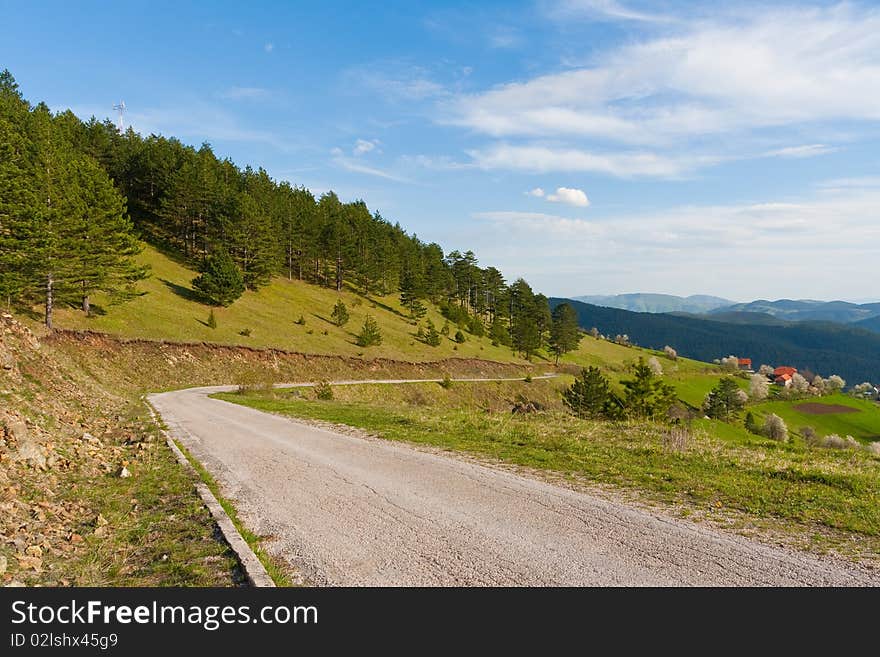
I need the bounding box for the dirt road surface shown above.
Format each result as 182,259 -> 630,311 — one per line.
149,381 -> 879,586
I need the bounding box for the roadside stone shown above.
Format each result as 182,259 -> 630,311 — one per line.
119,466 -> 132,478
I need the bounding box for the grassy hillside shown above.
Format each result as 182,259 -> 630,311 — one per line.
53,244 -> 520,363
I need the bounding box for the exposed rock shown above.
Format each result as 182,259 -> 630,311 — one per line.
0,555 -> 7,576
119,466 -> 132,478
6,417 -> 47,469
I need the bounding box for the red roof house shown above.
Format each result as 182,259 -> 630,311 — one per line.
738,358 -> 752,370
773,366 -> 798,378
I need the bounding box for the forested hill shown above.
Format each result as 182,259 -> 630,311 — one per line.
0,70 -> 552,359
551,298 -> 880,384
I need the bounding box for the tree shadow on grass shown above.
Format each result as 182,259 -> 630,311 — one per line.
160,279 -> 210,305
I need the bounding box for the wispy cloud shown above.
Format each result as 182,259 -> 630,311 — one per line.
354,138 -> 380,155
762,144 -> 838,159
344,62 -> 449,102
467,143 -> 713,178
332,155 -> 412,183
442,4 -> 880,176
548,0 -> 675,24
218,86 -> 271,101
264,42 -> 274,53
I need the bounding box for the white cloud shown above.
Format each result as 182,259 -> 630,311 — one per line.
218,86 -> 270,101
471,179 -> 880,299
468,143 -> 709,178
443,4 -> 880,175
526,187 -> 545,197
354,138 -> 380,155
264,42 -> 274,53
763,144 -> 837,159
547,186 -> 590,207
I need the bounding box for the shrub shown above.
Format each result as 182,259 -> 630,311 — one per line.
330,299 -> 350,327
763,413 -> 788,441
238,327 -> 251,337
294,315 -> 306,326
454,330 -> 466,344
662,426 -> 690,452
800,426 -> 819,445
314,381 -> 333,400
523,374 -> 532,383
744,411 -> 760,435
439,374 -> 453,389
440,321 -> 451,337
356,315 -> 382,347
821,434 -> 859,450
206,309 -> 217,329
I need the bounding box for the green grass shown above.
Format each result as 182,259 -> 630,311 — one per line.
216,386 -> 880,554
170,438 -> 295,586
752,393 -> 880,442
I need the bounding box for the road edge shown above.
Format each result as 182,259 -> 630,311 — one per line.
144,398 -> 276,588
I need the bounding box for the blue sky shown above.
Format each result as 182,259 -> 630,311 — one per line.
3,0 -> 880,301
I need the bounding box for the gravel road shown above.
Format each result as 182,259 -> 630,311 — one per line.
148,381 -> 879,586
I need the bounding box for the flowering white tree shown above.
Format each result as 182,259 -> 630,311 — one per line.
790,373 -> 810,394
758,364 -> 775,377
735,389 -> 749,406
749,373 -> 769,401
647,356 -> 663,376
720,355 -> 739,372
764,414 -> 788,441
826,375 -> 846,392
663,345 -> 678,361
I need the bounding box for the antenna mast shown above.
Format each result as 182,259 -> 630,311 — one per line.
113,101 -> 126,132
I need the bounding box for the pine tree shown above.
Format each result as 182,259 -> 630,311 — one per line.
399,265 -> 427,320
330,299 -> 350,327
489,315 -> 509,346
356,314 -> 382,347
621,358 -> 678,420
454,329 -> 466,344
192,250 -> 245,306
549,302 -> 582,365
563,367 -> 620,420
424,319 -> 441,347
703,377 -> 746,421
69,157 -> 147,315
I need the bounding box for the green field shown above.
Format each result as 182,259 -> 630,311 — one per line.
216,383 -> 880,554
752,393 -> 880,442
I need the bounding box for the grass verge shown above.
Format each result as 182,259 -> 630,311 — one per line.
169,437 -> 295,587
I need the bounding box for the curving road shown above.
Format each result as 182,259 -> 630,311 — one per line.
148,380 -> 879,586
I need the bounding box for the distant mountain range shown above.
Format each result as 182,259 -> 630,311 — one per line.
551,298 -> 880,385
572,293 -> 733,314
572,294 -> 880,333
707,299 -> 880,325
